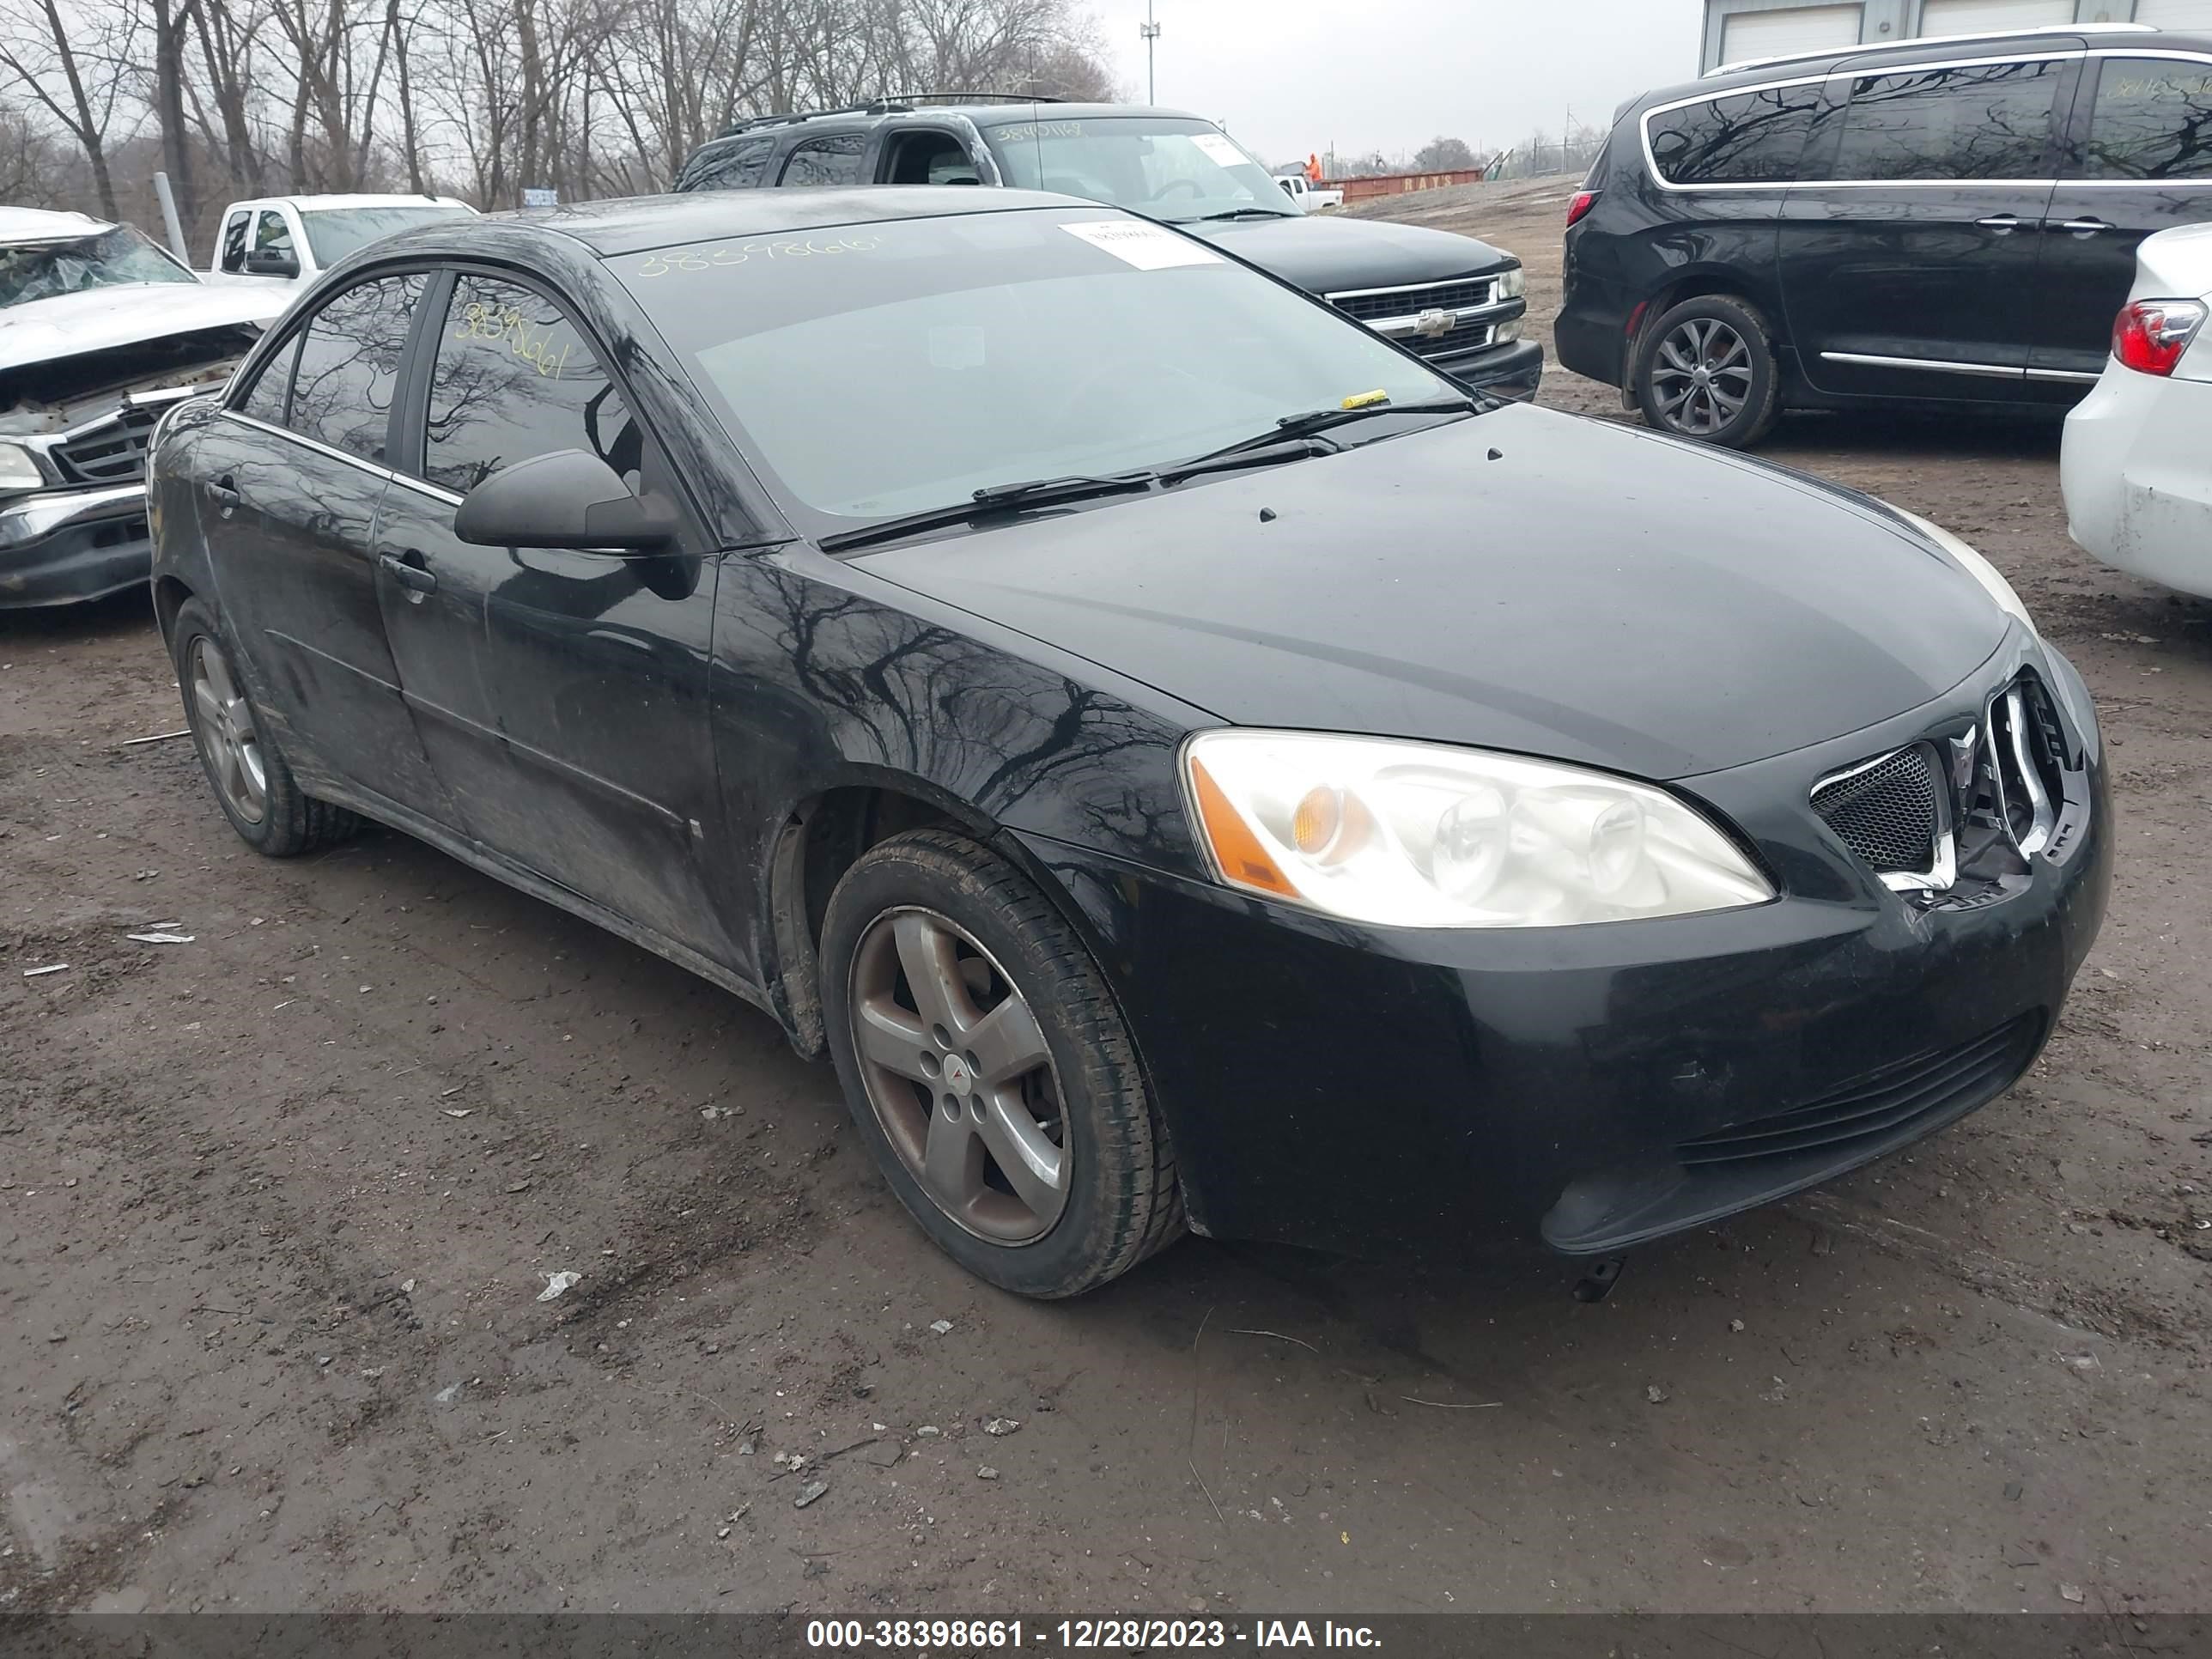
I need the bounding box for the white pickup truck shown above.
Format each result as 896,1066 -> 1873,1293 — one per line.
205,193 -> 475,289
1273,173 -> 1344,212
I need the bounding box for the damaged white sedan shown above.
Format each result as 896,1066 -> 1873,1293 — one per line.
0,207 -> 288,610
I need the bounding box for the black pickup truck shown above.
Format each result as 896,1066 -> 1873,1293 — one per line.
672,100 -> 1543,402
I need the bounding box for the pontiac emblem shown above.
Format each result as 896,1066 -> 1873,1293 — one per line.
1413,307 -> 1455,339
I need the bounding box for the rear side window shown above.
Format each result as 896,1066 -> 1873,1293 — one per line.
1645,82 -> 1825,185
219,213 -> 249,274
779,133 -> 866,186
286,273 -> 425,462
419,275 -> 643,495
678,135 -> 775,191
1831,59 -> 2064,181
236,332 -> 301,423
2078,58 -> 2212,180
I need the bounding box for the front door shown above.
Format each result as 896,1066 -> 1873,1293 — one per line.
373,270 -> 733,962
2028,51 -> 2212,391
1780,54 -> 2070,398
200,272 -> 453,819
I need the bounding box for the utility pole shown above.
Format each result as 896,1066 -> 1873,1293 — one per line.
1140,0 -> 1161,104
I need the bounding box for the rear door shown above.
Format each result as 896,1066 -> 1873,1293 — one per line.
1779,51 -> 2073,399
199,270 -> 454,818
373,269 -> 734,960
2028,50 -> 2212,388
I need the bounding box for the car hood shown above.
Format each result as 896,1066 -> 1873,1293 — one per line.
1178,212 -> 1513,294
0,281 -> 289,374
855,405 -> 2011,781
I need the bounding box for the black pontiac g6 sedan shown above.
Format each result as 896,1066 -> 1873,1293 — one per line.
148,188 -> 2111,1297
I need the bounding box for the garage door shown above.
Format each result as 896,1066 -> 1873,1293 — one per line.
1720,4 -> 1865,66
1917,0 -> 2075,36
2132,0 -> 2212,28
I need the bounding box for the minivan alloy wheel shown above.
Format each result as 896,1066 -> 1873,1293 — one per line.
189,635 -> 267,825
1650,318 -> 1753,435
848,906 -> 1069,1243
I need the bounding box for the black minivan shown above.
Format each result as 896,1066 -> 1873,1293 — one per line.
1558,23 -> 2212,447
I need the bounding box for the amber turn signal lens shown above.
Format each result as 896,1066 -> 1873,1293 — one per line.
1189,757 -> 1297,897
1291,786 -> 1342,857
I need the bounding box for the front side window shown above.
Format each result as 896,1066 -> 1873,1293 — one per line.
984,117 -> 1294,222
1832,59 -> 2064,181
1646,83 -> 1826,185
617,210 -> 1455,527
420,274 -> 641,495
2078,58 -> 2212,180
0,225 -> 198,308
220,212 -> 250,273
286,272 -> 425,462
680,135 -> 776,191
236,331 -> 302,423
780,134 -> 866,187
253,210 -> 295,257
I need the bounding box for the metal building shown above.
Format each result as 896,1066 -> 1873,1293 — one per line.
1699,0 -> 2212,72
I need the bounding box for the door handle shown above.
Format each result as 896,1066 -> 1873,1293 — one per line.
379,550 -> 437,599
2046,217 -> 2113,236
1976,215 -> 2026,232
210,473 -> 239,517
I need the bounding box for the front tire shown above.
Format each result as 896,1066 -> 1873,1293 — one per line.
819,828 -> 1184,1297
1633,293 -> 1782,449
172,596 -> 360,857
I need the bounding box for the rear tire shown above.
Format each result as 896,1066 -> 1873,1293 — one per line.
819,828 -> 1184,1298
1633,293 -> 1782,449
172,596 -> 360,858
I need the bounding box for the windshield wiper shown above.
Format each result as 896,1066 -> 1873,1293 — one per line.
1186,397 -> 1481,465
818,471 -> 1158,554
1194,207 -> 1297,221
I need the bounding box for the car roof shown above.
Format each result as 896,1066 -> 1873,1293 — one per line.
714,100 -> 1210,141
0,205 -> 113,243
1640,23 -> 2212,109
227,194 -> 474,213
366,186 -> 1114,261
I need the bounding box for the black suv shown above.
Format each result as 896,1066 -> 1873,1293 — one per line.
1558,23 -> 2212,447
673,99 -> 1545,401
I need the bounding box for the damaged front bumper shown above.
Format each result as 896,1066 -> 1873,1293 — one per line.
0,482 -> 150,609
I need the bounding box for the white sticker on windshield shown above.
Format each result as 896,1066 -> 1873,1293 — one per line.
1060,220 -> 1222,270
1191,132 -> 1246,168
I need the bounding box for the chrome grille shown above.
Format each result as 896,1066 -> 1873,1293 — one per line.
1811,744 -> 1942,878
52,403 -> 165,485
1328,278 -> 1493,324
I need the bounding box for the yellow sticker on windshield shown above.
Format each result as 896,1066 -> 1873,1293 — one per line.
1340,389 -> 1390,410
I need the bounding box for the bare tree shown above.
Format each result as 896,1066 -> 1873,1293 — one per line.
0,0 -> 141,218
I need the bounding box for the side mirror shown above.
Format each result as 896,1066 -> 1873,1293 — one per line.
453,449 -> 679,553
244,247 -> 300,278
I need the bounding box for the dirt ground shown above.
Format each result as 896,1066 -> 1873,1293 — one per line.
4,179 -> 2209,1620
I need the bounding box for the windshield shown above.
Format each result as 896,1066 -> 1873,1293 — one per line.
0,226 -> 197,309
300,204 -> 472,265
617,209 -> 1455,528
983,117 -> 1298,222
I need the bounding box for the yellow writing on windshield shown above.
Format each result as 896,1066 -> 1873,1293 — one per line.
633,235 -> 882,278
453,301 -> 570,379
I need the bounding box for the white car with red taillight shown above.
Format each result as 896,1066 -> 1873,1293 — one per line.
2062,223 -> 2212,599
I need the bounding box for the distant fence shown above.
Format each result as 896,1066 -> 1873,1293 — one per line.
1333,167 -> 1486,202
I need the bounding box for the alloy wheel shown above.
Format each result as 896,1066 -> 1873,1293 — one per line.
848,907 -> 1068,1243
1650,317 -> 1755,436
190,635 -> 267,826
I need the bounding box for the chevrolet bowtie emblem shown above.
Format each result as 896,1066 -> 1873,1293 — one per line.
1413,307 -> 1455,339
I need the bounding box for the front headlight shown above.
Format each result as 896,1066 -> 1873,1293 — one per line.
1887,505 -> 2037,638
0,442 -> 46,497
1184,731 -> 1774,928
1493,265 -> 1526,301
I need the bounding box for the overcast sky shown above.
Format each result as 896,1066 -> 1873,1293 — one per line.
1083,0 -> 1710,166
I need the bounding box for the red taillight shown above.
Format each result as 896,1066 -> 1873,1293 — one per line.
2112,299 -> 2207,376
1566,190 -> 1600,228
